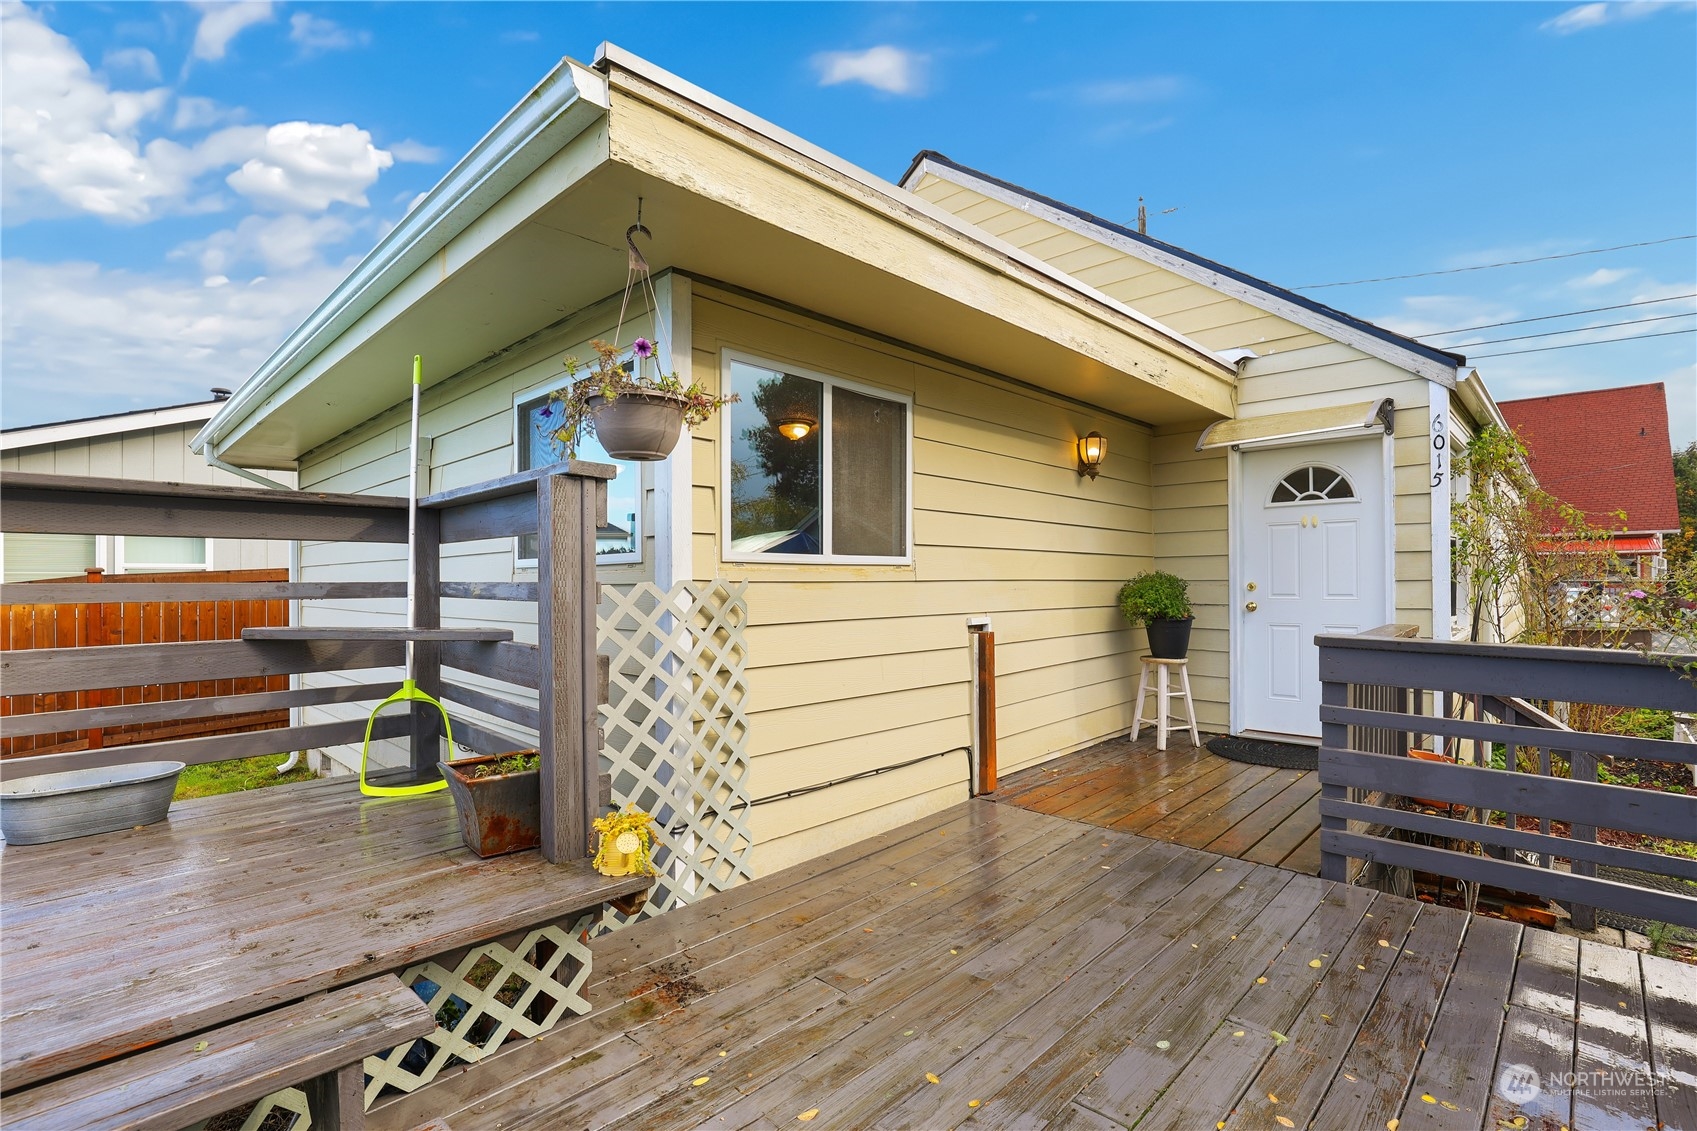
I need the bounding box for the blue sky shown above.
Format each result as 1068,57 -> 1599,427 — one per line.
3,1 -> 1693,445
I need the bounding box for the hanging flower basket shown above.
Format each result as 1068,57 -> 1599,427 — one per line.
587,390 -> 687,461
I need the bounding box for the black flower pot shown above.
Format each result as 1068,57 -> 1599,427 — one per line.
1145,617 -> 1193,660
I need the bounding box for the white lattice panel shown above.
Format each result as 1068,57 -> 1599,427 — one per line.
361,917 -> 595,1103
185,1087 -> 309,1131
598,580 -> 753,923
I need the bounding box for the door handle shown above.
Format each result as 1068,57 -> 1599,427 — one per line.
1245,601 -> 1258,612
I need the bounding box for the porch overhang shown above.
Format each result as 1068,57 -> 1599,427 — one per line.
198,46 -> 1235,469
1195,398 -> 1395,452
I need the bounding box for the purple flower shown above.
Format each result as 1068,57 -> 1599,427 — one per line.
1629,589 -> 1648,599
537,404 -> 554,419
631,337 -> 655,359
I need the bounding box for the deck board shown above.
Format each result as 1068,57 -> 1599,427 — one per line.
323,795 -> 1688,1131
995,735 -> 1324,874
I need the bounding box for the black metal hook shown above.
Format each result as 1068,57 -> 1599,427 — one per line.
625,198 -> 651,270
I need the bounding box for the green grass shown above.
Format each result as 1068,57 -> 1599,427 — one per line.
174,754 -> 315,800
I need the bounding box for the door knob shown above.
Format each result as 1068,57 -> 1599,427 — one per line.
1245,601 -> 1258,612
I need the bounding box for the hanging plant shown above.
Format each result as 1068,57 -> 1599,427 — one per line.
546,206 -> 735,460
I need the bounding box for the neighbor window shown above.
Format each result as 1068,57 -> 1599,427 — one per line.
116,536 -> 208,573
515,385 -> 641,565
723,355 -> 910,562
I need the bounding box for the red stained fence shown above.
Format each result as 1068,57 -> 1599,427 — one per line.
1,568 -> 290,759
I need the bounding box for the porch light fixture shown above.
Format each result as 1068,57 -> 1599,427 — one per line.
1077,432 -> 1107,479
776,415 -> 815,441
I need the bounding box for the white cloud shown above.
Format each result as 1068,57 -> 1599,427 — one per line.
0,256 -> 349,426
813,46 -> 928,95
1,7 -> 394,222
102,47 -> 161,81
190,2 -> 275,62
1070,76 -> 1185,105
389,139 -> 444,164
224,122 -> 393,211
1370,293 -> 1523,340
1570,266 -> 1634,288
174,211 -> 360,274
1540,1 -> 1688,34
288,12 -> 370,55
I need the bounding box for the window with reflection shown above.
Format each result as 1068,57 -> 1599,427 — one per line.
726,357 -> 909,562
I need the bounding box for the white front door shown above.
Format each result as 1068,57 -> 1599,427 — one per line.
1239,438 -> 1387,739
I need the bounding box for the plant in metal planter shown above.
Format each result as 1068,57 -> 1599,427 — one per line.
546,210 -> 734,461
440,750 -> 542,858
1118,570 -> 1194,659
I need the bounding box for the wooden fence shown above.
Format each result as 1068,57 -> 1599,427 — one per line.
0,568 -> 290,758
1316,627 -> 1697,930
0,465 -> 611,864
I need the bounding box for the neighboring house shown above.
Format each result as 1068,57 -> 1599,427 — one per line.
192,45 -> 1507,873
1499,382 -> 1681,579
0,393 -> 295,582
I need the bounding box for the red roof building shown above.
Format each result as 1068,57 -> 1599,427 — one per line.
1499,383 -> 1680,573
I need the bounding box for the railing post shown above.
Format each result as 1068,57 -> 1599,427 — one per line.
1567,745 -> 1598,931
83,568 -> 106,751
535,471 -> 602,863
409,507 -> 442,777
1318,669 -> 1349,882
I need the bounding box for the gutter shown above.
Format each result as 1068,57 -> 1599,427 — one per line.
193,58 -> 611,458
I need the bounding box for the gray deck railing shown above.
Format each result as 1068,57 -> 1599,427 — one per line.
1317,627 -> 1697,930
0,464 -> 612,862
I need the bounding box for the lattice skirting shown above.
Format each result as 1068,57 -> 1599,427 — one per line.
192,915 -> 596,1127
598,580 -> 754,925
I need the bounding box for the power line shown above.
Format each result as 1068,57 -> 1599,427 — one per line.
1455,311 -> 1695,348
1468,326 -> 1695,359
1293,235 -> 1696,290
1418,293 -> 1697,337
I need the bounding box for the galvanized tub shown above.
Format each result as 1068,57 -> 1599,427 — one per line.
0,761 -> 185,845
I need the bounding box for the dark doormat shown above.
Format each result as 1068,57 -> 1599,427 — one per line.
1206,735 -> 1318,771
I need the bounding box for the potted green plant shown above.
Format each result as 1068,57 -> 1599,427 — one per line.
546,337 -> 735,462
440,750 -> 542,858
1118,570 -> 1194,659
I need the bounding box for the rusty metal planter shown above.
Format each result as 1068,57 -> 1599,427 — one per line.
440,753 -> 541,858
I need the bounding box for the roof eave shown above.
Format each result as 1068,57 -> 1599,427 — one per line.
194,57 -> 612,460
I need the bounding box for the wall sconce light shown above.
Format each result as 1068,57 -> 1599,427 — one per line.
1077,431 -> 1107,479
776,415 -> 815,441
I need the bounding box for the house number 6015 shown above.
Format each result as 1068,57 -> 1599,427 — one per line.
1430,413 -> 1446,489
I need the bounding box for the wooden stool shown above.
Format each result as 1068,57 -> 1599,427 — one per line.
1132,656 -> 1199,751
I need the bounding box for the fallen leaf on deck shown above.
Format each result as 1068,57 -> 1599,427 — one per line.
1217,1122 -> 1226,1130
1357,964 -> 1366,970
1441,1101 -> 1459,1111
969,1100 -> 981,1108
1378,939 -> 1389,947
1386,1121 -> 1398,1131
1268,1093 -> 1279,1103
1343,1072 -> 1355,1081
910,882 -> 918,886
1309,959 -> 1323,968
1233,1030 -> 1246,1037
719,1050 -> 728,1057
1277,1118 -> 1294,1128
1156,1040 -> 1171,1049
1257,977 -> 1269,984
693,1076 -> 710,1086
1271,1031 -> 1289,1045
864,928 -> 874,933
798,1109 -> 819,1121
193,1041 -> 209,1052
904,1030 -> 914,1036
1420,1093 -> 1436,1104
926,1073 -> 941,1084
950,949 -> 958,955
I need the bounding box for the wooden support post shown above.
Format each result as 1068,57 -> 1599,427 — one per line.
1567,745 -> 1598,931
409,507 -> 442,778
969,627 -> 997,795
536,472 -> 603,863
304,1063 -> 366,1130
83,568 -> 106,751
1319,676 -> 1349,882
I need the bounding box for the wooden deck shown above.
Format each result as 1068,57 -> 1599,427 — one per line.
993,733 -> 1324,874
368,798 -> 1693,1131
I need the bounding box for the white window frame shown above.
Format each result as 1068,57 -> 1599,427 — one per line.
512,367 -> 643,569
719,349 -> 914,566
114,535 -> 211,574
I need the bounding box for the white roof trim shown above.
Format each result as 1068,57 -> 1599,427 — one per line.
1196,398 -> 1395,452
907,157 -> 1461,386
3,402 -> 222,452
595,45 -> 1233,380
194,58 -> 611,457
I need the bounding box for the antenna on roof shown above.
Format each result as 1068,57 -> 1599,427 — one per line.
1135,197 -> 1178,236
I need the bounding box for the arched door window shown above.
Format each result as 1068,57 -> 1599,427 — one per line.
1269,465 -> 1355,505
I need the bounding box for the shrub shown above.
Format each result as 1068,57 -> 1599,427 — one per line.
1118,571 -> 1192,624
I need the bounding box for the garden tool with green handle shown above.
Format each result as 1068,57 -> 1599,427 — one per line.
360,355 -> 454,797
